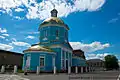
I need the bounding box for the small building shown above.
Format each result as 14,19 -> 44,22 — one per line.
0,49 -> 23,69
72,49 -> 87,73
87,59 -> 104,71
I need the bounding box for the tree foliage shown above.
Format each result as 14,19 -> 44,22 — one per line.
104,55 -> 119,70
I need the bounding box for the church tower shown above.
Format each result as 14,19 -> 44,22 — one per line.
39,9 -> 70,48
38,9 -> 73,71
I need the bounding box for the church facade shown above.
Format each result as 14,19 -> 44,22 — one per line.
22,9 -> 87,73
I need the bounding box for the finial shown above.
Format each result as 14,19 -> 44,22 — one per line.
53,4 -> 55,9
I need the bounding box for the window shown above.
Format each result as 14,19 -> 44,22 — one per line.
61,50 -> 65,69
43,30 -> 47,37
62,59 -> 64,68
26,55 -> 31,68
40,56 -> 45,67
65,31 -> 67,38
62,50 -> 65,59
56,29 -> 59,37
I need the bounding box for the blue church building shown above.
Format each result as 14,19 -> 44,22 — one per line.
22,9 -> 88,73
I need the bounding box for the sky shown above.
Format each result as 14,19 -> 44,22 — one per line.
0,0 -> 120,60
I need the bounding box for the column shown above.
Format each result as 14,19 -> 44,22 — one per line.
54,66 -> 56,74
68,66 -> 71,74
81,67 -> 83,73
75,66 -> 78,74
53,57 -> 56,74
89,67 -> 91,72
13,65 -> 17,74
36,66 -> 40,75
1,65 -> 5,73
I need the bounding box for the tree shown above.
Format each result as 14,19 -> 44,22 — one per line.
104,55 -> 119,70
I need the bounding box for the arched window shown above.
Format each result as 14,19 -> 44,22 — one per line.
43,30 -> 47,37
56,29 -> 59,37
65,31 -> 67,38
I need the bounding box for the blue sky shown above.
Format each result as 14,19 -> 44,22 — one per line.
0,0 -> 120,60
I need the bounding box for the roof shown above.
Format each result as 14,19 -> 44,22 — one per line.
44,17 -> 64,24
39,17 -> 69,30
0,49 -> 23,56
73,49 -> 85,59
73,49 -> 84,53
87,59 -> 104,62
23,44 -> 54,53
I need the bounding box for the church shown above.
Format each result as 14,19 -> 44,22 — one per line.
22,8 -> 88,73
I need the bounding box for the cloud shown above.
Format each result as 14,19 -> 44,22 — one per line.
0,36 -> 5,39
0,28 -> 7,33
108,18 -> 119,23
15,8 -> 24,12
0,0 -> 106,20
11,41 -> 30,47
13,16 -> 24,20
26,35 -> 35,39
70,41 -> 110,52
11,38 -> 17,42
86,53 -> 110,60
2,34 -> 9,37
27,32 -> 39,34
0,43 -> 13,51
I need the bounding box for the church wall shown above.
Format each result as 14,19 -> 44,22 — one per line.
23,52 -> 55,72
39,26 -> 68,46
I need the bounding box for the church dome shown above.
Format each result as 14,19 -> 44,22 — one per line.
44,17 -> 64,24
23,44 -> 54,52
39,9 -> 69,30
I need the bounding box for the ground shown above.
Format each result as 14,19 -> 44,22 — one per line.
0,71 -> 120,80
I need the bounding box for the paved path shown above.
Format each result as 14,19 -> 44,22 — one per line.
0,74 -> 29,80
21,71 -> 120,80
0,71 -> 119,80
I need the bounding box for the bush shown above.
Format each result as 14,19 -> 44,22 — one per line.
18,69 -> 24,73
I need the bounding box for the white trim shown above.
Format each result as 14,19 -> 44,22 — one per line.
24,51 -> 56,54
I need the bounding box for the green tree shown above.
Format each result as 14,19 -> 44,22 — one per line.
104,55 -> 119,70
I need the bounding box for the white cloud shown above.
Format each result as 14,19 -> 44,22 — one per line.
26,35 -> 35,39
70,41 -> 110,52
27,32 -> 39,34
0,0 -> 106,20
11,41 -> 30,47
0,43 -> 13,51
0,36 -> 5,39
108,18 -> 119,23
0,28 -> 7,33
2,34 -> 9,36
11,38 -> 17,42
86,53 -> 110,60
13,16 -> 24,20
15,8 -> 24,12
